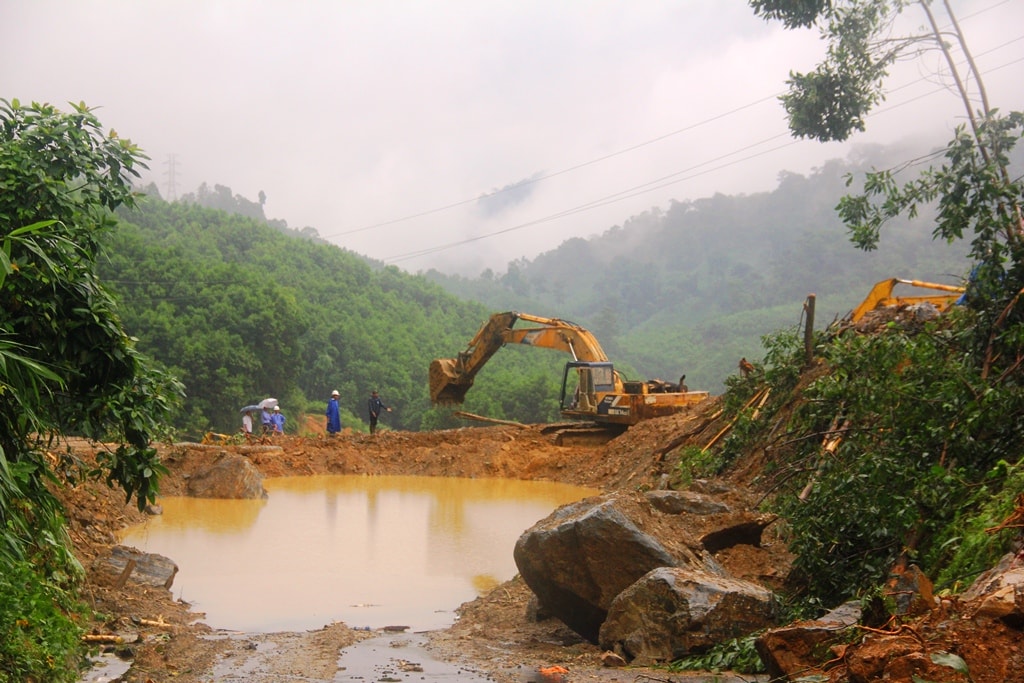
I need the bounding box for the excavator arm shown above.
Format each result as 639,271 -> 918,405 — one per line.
429,312 -> 609,405
850,278 -> 965,323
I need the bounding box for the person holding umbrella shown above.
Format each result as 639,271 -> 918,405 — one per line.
367,390 -> 391,435
325,389 -> 341,436
260,405 -> 274,435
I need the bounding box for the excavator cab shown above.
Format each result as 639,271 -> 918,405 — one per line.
559,361 -> 616,417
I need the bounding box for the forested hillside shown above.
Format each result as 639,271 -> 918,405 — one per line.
101,143 -> 977,437
423,145 -> 971,393
102,194 -> 568,438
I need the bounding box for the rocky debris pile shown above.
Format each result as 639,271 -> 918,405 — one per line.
755,551 -> 1024,682
513,485 -> 789,664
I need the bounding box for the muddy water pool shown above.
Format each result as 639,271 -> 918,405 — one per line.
120,475 -> 596,633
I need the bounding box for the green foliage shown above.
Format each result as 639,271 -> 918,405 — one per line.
930,458 -> 1024,591
841,115 -> 1024,262
726,310 -> 1024,606
666,634 -> 765,675
674,445 -> 722,487
749,0 -> 830,28
1,99 -> 182,681
0,100 -> 182,506
0,558 -> 88,683
743,0 -> 1024,612
749,1 -> 941,143
921,652 -> 971,682
100,195 -> 570,436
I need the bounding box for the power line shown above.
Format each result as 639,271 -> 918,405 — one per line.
383,52 -> 1024,265
326,93 -> 783,239
326,1 -> 1020,250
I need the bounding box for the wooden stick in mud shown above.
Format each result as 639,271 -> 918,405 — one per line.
452,411 -> 528,427
114,558 -> 136,589
138,617 -> 175,630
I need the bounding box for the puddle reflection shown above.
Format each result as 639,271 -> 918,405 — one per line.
120,475 -> 596,633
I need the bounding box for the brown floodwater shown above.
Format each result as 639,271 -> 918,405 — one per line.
119,475 -> 596,633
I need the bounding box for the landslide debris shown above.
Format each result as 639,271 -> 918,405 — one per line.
62,374 -> 1024,682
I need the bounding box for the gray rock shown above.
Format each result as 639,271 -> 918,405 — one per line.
756,600 -> 862,680
93,545 -> 179,589
645,490 -> 730,515
514,495 -> 697,643
599,566 -> 776,665
962,551 -> 1024,625
186,451 -> 267,499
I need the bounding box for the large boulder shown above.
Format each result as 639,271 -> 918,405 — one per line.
92,545 -> 179,589
513,489 -> 779,643
513,494 -> 692,642
599,566 -> 776,664
185,451 -> 267,499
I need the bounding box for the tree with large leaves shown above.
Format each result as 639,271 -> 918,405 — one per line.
0,99 -> 182,681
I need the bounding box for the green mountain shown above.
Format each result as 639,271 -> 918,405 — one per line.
103,145 -> 970,437
423,148 -> 969,392
103,193 -> 565,438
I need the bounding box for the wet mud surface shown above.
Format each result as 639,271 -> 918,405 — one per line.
65,407 -> 1024,682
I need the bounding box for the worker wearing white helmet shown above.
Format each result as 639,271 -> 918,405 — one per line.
270,405 -> 285,434
325,389 -> 342,436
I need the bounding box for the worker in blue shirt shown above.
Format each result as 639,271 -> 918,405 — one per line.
270,405 -> 286,434
325,390 -> 341,436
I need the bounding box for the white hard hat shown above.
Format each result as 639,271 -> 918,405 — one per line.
331,390 -> 339,396
273,405 -> 280,410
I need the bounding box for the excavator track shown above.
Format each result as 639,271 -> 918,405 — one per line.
540,422 -> 625,446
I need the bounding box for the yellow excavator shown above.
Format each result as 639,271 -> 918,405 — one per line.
429,312 -> 708,428
849,278 -> 965,322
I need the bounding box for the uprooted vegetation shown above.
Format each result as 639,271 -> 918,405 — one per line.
710,304 -> 1024,611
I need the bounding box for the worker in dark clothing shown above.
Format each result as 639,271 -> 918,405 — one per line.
367,390 -> 391,435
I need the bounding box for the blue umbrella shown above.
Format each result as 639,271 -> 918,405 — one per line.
240,404 -> 261,413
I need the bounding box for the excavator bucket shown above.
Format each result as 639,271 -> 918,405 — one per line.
429,358 -> 472,405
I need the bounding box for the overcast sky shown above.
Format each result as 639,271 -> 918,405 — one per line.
3,1 -> 1023,275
